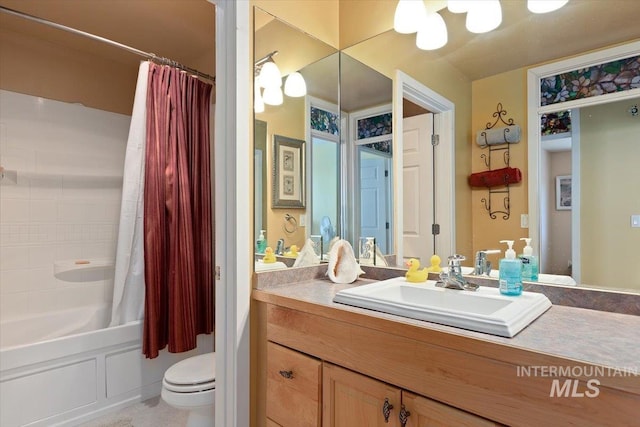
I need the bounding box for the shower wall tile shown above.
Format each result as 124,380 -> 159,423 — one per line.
0,199 -> 29,223
0,246 -> 29,270
0,90 -> 129,321
0,269 -> 30,294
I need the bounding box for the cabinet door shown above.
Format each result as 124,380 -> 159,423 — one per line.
402,391 -> 503,427
266,342 -> 322,427
323,362 -> 402,427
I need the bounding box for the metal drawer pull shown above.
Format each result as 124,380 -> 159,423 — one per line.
382,398 -> 394,422
399,405 -> 411,426
279,370 -> 293,379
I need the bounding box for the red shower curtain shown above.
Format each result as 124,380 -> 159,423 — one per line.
143,63 -> 214,359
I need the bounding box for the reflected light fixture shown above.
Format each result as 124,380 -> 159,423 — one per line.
254,79 -> 265,113
393,0 -> 427,34
284,71 -> 307,97
262,86 -> 284,106
416,11 -> 448,50
258,61 -> 282,89
466,0 -> 502,34
447,0 -> 473,14
527,0 -> 569,14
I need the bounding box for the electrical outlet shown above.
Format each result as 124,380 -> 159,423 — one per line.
300,214 -> 306,227
632,215 -> 640,228
520,214 -> 529,228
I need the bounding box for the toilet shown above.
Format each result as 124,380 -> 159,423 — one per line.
161,352 -> 216,427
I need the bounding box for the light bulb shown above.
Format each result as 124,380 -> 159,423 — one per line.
262,86 -> 283,106
527,0 -> 569,14
466,0 -> 502,34
393,0 -> 427,34
258,61 -> 282,88
284,72 -> 307,97
447,0 -> 473,13
254,82 -> 264,113
416,12 -> 448,50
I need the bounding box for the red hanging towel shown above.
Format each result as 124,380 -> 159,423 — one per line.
468,167 -> 522,188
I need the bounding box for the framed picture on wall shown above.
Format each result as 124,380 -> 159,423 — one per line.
272,134 -> 305,208
556,175 -> 572,210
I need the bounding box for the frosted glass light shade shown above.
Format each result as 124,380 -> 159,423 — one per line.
254,83 -> 265,113
258,61 -> 282,88
447,0 -> 473,13
284,72 -> 307,97
262,86 -> 283,106
466,0 -> 502,34
527,0 -> 569,13
394,0 -> 427,34
416,12 -> 448,50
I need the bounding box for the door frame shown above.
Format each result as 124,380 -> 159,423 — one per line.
393,70 -> 455,263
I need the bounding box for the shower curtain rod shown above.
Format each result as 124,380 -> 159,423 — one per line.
0,5 -> 216,83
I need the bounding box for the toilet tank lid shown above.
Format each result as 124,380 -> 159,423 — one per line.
165,352 -> 216,385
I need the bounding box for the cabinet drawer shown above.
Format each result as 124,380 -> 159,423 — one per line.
266,341 -> 322,427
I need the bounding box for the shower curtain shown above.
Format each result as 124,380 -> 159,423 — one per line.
110,61 -> 150,327
143,63 -> 214,359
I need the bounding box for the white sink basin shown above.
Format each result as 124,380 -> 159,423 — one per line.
333,277 -> 551,337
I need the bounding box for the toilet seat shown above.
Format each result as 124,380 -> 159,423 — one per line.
163,352 -> 216,393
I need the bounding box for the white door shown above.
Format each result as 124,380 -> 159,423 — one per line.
360,151 -> 391,253
403,113 -> 434,264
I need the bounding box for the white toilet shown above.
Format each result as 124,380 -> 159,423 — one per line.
161,352 -> 216,427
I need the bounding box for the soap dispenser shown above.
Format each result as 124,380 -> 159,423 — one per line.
519,238 -> 539,281
256,230 -> 267,254
499,240 -> 523,296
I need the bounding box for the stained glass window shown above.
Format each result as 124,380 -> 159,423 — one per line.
310,106 -> 339,136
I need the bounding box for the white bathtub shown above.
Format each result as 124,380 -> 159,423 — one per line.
0,307 -> 213,427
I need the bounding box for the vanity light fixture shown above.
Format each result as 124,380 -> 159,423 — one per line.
394,0 -> 570,50
527,0 -> 569,14
254,50 -> 307,110
466,0 -> 502,34
284,71 -> 307,97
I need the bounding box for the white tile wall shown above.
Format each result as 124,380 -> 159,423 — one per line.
0,90 -> 130,322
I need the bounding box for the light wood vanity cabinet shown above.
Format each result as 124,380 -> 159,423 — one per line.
323,362 -> 501,427
254,297 -> 640,426
266,341 -> 322,427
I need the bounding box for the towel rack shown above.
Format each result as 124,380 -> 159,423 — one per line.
478,103 -> 517,220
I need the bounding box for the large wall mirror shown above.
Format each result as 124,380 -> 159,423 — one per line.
253,3 -> 640,295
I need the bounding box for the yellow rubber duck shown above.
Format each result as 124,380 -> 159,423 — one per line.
262,247 -> 276,263
284,245 -> 299,258
405,258 -> 429,283
425,255 -> 442,273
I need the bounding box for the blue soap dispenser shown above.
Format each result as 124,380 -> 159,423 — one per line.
519,238 -> 539,282
256,229 -> 267,254
499,240 -> 523,296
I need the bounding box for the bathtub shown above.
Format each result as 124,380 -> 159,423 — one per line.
0,306 -> 214,427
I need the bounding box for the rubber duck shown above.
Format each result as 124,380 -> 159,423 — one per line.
405,258 -> 429,283
425,255 -> 442,273
262,247 -> 276,263
284,245 -> 299,258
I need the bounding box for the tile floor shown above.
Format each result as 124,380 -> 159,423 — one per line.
79,396 -> 189,427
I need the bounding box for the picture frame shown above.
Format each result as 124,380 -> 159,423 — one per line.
272,134 -> 305,208
556,175 -> 572,210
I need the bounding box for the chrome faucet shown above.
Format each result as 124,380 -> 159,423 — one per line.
275,239 -> 285,255
473,249 -> 500,276
436,254 -> 479,291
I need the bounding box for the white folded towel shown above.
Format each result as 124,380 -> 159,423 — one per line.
327,239 -> 365,284
476,125 -> 521,147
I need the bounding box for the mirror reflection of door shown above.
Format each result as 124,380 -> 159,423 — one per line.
309,99 -> 340,252
359,148 -> 392,253
402,112 -> 434,264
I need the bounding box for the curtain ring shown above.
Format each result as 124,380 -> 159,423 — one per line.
283,214 -> 298,234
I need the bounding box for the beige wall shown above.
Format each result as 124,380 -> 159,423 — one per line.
471,68 -> 529,265
546,151 -> 572,275
0,26 -> 137,115
581,100 -> 640,291
255,97 -> 307,250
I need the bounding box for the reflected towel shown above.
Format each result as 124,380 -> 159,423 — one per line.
476,125 -> 521,147
468,167 -> 522,188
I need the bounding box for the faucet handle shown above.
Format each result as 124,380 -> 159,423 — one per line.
447,254 -> 466,266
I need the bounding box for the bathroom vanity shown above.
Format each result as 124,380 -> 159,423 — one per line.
252,271 -> 640,426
